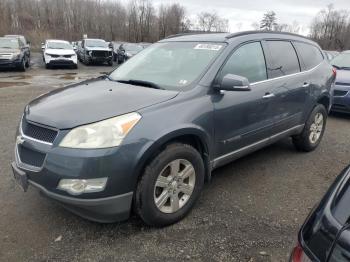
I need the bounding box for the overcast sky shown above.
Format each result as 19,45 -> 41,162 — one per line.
150,0 -> 350,35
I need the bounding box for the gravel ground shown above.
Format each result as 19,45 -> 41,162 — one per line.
0,53 -> 349,262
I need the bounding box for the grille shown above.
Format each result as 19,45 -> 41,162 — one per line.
333,90 -> 348,97
22,119 -> 58,143
50,54 -> 60,58
63,55 -> 72,58
18,145 -> 46,167
335,82 -> 350,86
92,51 -> 110,57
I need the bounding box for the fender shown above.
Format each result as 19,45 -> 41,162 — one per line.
132,124 -> 213,187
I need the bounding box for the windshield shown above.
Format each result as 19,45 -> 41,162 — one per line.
85,40 -> 108,48
110,42 -> 225,90
0,38 -> 19,49
47,41 -> 73,50
123,44 -> 143,52
331,53 -> 350,69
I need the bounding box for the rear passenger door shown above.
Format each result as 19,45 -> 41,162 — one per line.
262,40 -> 307,133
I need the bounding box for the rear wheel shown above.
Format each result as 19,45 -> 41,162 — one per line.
135,143 -> 204,227
292,104 -> 327,152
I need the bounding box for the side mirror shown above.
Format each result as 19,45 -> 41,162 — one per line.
41,45 -> 45,50
27,41 -> 31,45
218,74 -> 251,91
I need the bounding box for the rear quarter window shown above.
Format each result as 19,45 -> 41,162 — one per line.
294,42 -> 324,71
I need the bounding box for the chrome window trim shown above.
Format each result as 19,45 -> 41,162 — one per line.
250,62 -> 323,86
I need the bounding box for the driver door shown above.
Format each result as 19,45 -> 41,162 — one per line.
212,41 -> 276,161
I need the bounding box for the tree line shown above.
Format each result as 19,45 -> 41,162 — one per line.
0,0 -> 228,46
256,5 -> 350,50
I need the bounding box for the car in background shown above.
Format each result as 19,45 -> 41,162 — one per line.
78,38 -> 113,66
116,43 -> 143,64
290,165 -> 350,262
139,42 -> 152,49
324,50 -> 339,61
0,37 -> 30,71
330,50 -> 350,114
4,34 -> 31,60
71,41 -> 78,52
42,40 -> 77,69
11,32 -> 334,226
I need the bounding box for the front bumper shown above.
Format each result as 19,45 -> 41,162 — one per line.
0,58 -> 22,68
331,87 -> 350,113
11,117 -> 153,223
45,55 -> 77,67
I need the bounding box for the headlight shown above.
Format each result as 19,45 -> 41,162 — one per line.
57,178 -> 108,195
59,112 -> 141,149
45,53 -> 52,57
12,52 -> 21,59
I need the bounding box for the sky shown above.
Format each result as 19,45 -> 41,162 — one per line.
150,0 -> 350,35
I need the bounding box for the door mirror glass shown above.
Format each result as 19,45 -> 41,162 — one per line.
219,74 -> 251,91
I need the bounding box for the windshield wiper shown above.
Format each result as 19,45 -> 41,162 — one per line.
116,79 -> 164,89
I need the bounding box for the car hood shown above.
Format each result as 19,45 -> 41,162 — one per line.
0,48 -> 18,54
85,47 -> 111,51
335,69 -> 350,85
45,49 -> 76,55
25,79 -> 179,129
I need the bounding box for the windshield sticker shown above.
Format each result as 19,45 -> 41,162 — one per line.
194,44 -> 222,51
179,79 -> 188,85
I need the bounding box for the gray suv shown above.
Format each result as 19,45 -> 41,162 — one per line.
11,31 -> 334,226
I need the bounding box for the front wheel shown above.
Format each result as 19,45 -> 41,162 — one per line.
18,59 -> 26,72
292,104 -> 327,152
135,143 -> 205,227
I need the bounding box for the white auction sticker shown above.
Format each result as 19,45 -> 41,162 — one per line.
194,44 -> 222,51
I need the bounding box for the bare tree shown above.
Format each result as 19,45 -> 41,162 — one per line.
196,11 -> 229,32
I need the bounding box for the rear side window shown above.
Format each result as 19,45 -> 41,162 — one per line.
294,42 -> 324,70
219,42 -> 267,83
266,41 -> 300,78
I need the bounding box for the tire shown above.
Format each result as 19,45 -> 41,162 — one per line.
292,104 -> 327,152
45,63 -> 50,69
72,64 -> 78,69
108,60 -> 113,66
135,143 -> 205,227
18,59 -> 26,72
25,56 -> 30,68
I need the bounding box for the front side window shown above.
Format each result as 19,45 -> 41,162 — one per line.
294,42 -> 324,70
266,41 -> 300,78
219,42 -> 267,83
109,42 -> 225,90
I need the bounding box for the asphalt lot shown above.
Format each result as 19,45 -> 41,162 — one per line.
1,53 -> 350,262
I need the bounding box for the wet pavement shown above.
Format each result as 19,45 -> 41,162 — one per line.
1,53 -> 350,261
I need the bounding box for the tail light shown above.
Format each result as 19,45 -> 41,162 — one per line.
290,243 -> 312,262
332,67 -> 337,78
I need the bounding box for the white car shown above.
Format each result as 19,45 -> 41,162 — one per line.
43,40 -> 78,69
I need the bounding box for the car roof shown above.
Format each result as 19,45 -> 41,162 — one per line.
85,38 -> 105,41
160,30 -> 314,44
0,37 -> 19,41
46,39 -> 70,44
341,50 -> 350,54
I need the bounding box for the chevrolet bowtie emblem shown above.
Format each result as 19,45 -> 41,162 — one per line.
16,136 -> 25,145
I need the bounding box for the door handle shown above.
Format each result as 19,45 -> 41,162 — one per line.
302,82 -> 310,88
262,93 -> 275,99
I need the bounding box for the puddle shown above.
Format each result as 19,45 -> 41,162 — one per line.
58,75 -> 83,80
14,75 -> 33,80
0,82 -> 30,88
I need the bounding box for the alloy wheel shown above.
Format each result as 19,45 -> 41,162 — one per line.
153,159 -> 196,214
309,112 -> 324,144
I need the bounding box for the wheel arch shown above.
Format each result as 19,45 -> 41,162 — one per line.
134,127 -> 213,189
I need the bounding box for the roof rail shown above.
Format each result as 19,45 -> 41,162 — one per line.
225,30 -> 310,40
165,31 -> 228,39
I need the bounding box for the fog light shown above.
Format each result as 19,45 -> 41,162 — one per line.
57,178 -> 108,195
